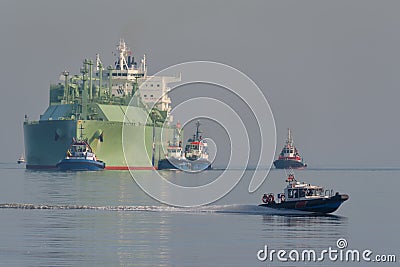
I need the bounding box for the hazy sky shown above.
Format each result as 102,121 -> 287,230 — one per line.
1,0 -> 400,168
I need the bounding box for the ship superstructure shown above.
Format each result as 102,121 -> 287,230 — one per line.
24,39 -> 180,169
95,40 -> 179,116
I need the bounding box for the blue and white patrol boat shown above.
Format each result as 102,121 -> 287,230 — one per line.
259,174 -> 349,214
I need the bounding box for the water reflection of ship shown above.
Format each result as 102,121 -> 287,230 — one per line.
261,214 -> 346,226
260,214 -> 347,241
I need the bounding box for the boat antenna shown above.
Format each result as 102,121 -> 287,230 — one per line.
79,124 -> 85,140
195,121 -> 202,140
152,123 -> 155,167
286,128 -> 293,146
172,123 -> 180,146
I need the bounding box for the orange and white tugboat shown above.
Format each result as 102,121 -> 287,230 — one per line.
259,174 -> 349,214
273,128 -> 307,169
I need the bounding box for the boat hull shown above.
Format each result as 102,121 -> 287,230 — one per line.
158,158 -> 212,171
259,194 -> 349,214
189,158 -> 212,171
273,159 -> 307,169
56,159 -> 105,171
158,158 -> 191,171
24,119 -> 173,170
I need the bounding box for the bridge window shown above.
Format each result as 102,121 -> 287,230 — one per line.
288,189 -> 299,199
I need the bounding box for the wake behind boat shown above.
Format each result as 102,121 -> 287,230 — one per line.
259,174 -> 349,214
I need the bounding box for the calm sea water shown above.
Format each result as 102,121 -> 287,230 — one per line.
0,163 -> 398,266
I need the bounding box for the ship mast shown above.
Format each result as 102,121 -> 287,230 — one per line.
114,39 -> 147,74
96,54 -> 103,98
79,124 -> 85,140
171,124 -> 181,147
286,128 -> 293,147
116,39 -> 130,70
194,121 -> 202,141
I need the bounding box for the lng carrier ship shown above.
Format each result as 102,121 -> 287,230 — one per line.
23,40 -> 180,170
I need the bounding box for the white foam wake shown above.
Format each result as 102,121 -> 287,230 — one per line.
0,203 -> 309,215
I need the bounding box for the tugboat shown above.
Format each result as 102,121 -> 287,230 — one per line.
17,154 -> 26,164
184,121 -> 212,171
259,174 -> 349,214
56,125 -> 105,171
158,123 -> 191,171
273,128 -> 307,169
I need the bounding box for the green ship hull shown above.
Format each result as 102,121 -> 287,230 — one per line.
24,104 -> 171,170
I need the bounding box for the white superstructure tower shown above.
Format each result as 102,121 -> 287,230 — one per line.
96,39 -> 180,117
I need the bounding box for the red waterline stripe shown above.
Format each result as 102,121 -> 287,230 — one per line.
105,166 -> 157,170
26,165 -> 157,170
